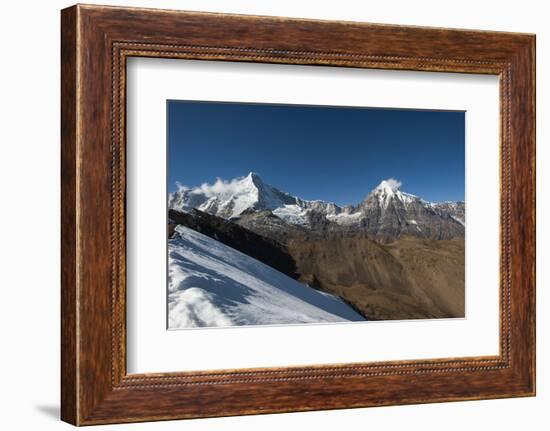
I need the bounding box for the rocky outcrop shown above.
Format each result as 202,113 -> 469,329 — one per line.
354,180 -> 465,242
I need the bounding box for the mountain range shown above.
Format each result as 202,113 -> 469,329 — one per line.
169,172 -> 465,243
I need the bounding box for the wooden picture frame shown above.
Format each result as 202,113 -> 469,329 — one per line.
61,4 -> 535,425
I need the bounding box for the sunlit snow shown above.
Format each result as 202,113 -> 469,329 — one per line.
272,205 -> 309,225
168,226 -> 366,328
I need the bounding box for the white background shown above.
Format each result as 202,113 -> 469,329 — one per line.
0,0 -> 547,430
127,59 -> 500,373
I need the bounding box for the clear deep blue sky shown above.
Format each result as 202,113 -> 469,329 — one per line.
167,101 -> 465,205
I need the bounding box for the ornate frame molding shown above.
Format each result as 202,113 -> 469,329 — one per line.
61,5 -> 535,425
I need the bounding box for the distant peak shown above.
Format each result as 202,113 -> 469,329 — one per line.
244,171 -> 265,187
364,178 -> 416,208
374,178 -> 402,194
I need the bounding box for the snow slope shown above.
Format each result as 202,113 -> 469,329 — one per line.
168,226 -> 366,328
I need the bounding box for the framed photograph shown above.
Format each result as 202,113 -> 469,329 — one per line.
61,4 -> 536,425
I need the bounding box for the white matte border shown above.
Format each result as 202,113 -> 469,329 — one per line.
126,58 -> 500,373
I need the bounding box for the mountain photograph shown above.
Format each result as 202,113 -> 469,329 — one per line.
167,101 -> 465,328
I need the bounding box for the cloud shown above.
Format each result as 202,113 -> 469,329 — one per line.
377,178 -> 402,192
175,181 -> 189,192
195,175 -> 249,197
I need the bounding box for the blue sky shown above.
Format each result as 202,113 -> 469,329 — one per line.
167,101 -> 465,205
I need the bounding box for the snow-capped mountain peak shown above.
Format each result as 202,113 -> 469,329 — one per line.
365,178 -> 418,208
169,172 -> 298,219
168,173 -> 257,219
240,171 -> 262,190
246,171 -> 261,182
374,178 -> 402,194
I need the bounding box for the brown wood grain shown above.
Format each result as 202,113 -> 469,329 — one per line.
60,5 -> 78,425
61,4 -> 536,425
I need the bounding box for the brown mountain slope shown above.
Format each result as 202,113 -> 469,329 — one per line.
169,210 -> 464,321
287,235 -> 464,320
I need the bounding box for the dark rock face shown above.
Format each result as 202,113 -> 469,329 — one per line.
168,209 -> 299,279
233,209 -> 308,245
355,187 -> 465,243
430,201 -> 466,225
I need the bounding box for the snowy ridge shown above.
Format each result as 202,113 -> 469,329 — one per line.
326,211 -> 363,225
451,216 -> 465,227
428,201 -> 466,225
168,226 -> 366,328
